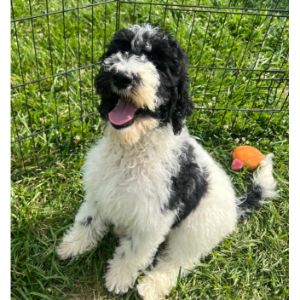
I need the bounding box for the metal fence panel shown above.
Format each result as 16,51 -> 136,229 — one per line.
11,0 -> 288,177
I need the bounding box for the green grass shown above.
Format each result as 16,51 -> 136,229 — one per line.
11,0 -> 288,299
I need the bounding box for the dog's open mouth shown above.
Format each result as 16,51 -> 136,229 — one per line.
108,97 -> 138,129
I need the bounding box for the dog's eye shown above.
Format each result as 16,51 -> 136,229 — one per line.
117,42 -> 131,52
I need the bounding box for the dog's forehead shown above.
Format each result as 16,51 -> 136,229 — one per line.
129,24 -> 158,52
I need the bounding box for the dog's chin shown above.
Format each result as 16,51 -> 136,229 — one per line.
106,116 -> 160,145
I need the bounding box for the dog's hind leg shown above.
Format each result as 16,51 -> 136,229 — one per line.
137,229 -> 215,300
56,196 -> 107,260
137,192 -> 238,300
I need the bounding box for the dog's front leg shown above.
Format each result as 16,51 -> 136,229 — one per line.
56,196 -> 107,260
104,225 -> 171,295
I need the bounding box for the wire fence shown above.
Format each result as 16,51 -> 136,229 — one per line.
11,0 -> 289,177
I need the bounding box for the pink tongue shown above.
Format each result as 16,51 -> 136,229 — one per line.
108,99 -> 137,126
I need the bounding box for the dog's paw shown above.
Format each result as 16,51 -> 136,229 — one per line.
56,227 -> 95,260
137,273 -> 171,300
104,259 -> 138,295
56,240 -> 79,260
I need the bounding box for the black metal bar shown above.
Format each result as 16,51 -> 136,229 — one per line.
174,0 -> 185,39
61,0 -> 74,144
133,0 -> 137,23
214,12 -> 244,103
200,0 -> 232,105
192,11 -> 212,103
11,0 -> 117,23
28,0 -> 51,156
186,0 -> 201,55
11,62 -> 102,89
245,10 -> 286,110
12,112 -> 99,144
194,106 -> 287,112
269,79 -> 289,113
77,0 -> 84,138
116,0 -> 120,30
45,0 -> 60,141
11,63 -> 288,90
91,0 -> 96,140
11,102 -> 26,169
210,12 -> 276,124
104,0 -> 107,50
237,10 -> 288,127
159,7 -> 287,18
279,92 -> 289,111
278,91 -> 289,125
230,14 -> 277,128
162,0 -> 169,27
191,65 -> 287,73
256,74 -> 288,123
148,0 -> 153,23
11,1 -> 288,24
11,0 -> 39,167
12,103 -> 288,145
118,1 -> 288,14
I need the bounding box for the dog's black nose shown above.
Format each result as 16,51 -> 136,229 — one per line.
112,72 -> 132,89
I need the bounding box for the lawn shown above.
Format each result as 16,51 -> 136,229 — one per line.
11,0 -> 289,299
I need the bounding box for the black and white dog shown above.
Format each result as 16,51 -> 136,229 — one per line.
57,24 -> 277,299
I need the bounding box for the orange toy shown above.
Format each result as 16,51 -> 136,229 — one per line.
231,145 -> 265,171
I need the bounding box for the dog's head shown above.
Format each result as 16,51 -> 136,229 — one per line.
95,24 -> 193,144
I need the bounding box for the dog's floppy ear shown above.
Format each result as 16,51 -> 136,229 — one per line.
170,49 -> 194,135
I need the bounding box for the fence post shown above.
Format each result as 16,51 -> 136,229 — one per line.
116,0 -> 121,31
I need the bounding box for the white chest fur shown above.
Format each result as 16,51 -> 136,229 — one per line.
82,126 -> 184,231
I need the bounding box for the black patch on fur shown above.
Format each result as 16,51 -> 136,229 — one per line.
238,184 -> 263,212
165,143 -> 208,227
149,30 -> 194,134
80,216 -> 93,226
94,25 -> 194,134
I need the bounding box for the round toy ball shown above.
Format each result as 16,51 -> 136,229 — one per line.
231,145 -> 265,171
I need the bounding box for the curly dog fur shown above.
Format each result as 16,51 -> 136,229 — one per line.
57,24 -> 277,299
